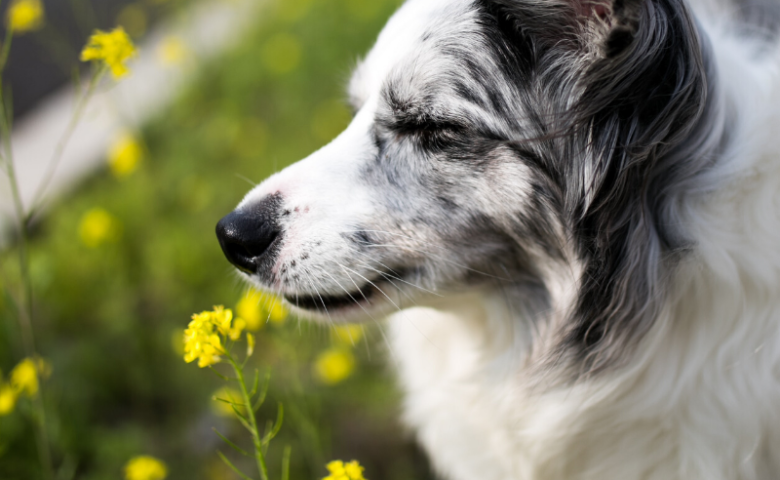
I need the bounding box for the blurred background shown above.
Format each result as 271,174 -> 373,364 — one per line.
0,0 -> 436,478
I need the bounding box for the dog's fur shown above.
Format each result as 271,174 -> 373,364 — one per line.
219,0 -> 780,477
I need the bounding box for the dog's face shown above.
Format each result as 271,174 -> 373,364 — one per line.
218,0 -> 714,373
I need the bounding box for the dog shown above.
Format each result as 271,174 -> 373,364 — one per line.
216,0 -> 780,477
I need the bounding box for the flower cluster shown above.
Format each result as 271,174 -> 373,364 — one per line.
124,455 -> 168,480
80,26 -> 138,79
183,306 -> 248,368
323,460 -> 367,480
6,0 -> 44,34
0,357 -> 51,416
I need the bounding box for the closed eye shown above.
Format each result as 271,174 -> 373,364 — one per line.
377,111 -> 470,152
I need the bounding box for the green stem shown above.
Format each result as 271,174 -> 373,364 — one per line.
227,354 -> 269,480
26,65 -> 106,222
0,23 -> 54,480
0,25 -> 14,75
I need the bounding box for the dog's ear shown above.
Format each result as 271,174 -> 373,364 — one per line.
483,0 -> 645,54
559,0 -> 711,374
485,0 -> 710,374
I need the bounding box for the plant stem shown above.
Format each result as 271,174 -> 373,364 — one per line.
0,25 -> 14,74
27,66 -> 105,222
228,354 -> 269,480
0,24 -> 54,480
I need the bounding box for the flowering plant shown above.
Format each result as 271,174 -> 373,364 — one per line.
0,2 -> 138,477
183,306 -> 287,480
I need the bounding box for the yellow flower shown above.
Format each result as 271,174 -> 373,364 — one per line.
124,455 -> 168,480
183,306 -> 248,368
80,27 -> 138,79
210,386 -> 244,418
246,333 -> 255,358
313,348 -> 355,385
211,305 -> 245,341
6,0 -> 44,34
78,208 -> 121,248
156,36 -> 187,66
183,311 -> 225,368
323,460 -> 367,480
332,325 -> 364,346
236,289 -> 288,330
0,384 -> 17,416
10,357 -> 49,397
108,132 -> 143,178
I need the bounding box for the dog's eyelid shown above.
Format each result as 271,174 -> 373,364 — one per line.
387,113 -> 468,134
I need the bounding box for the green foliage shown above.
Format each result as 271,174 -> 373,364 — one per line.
0,0 -> 432,478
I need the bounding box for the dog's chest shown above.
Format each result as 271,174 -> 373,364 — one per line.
387,299 -> 522,480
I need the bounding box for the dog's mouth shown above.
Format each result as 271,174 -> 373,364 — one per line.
283,270 -> 407,314
285,285 -> 376,312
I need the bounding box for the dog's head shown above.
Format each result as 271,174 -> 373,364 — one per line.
217,0 -> 716,373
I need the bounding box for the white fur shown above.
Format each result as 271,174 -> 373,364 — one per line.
240,0 -> 780,477
390,9 -> 780,479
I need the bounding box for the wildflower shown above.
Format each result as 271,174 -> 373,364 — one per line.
183,311 -> 225,368
313,347 -> 355,385
157,36 -> 187,66
10,357 -> 49,397
211,305 -> 245,341
332,325 -> 364,346
236,289 -> 288,330
246,333 -> 255,357
210,386 -> 244,418
124,455 -> 168,480
80,27 -> 138,79
323,460 -> 367,480
6,0 -> 44,34
108,132 -> 143,178
78,208 -> 120,248
0,384 -> 17,416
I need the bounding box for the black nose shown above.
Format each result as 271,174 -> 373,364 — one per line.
216,197 -> 281,274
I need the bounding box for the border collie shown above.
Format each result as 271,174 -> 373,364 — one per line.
216,0 -> 780,477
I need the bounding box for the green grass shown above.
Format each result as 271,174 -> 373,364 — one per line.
0,0 -> 434,478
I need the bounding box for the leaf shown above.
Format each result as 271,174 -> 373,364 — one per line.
249,369 -> 260,398
253,370 -> 271,412
217,451 -> 255,480
208,366 -> 232,381
262,403 -> 284,446
214,396 -> 247,408
231,404 -> 254,433
213,427 -> 249,456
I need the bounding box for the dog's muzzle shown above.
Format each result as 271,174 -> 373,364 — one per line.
216,195 -> 280,275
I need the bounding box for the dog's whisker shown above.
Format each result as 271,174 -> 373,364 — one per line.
349,251 -> 442,297
299,266 -> 334,325
339,264 -> 403,314
311,265 -> 378,324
